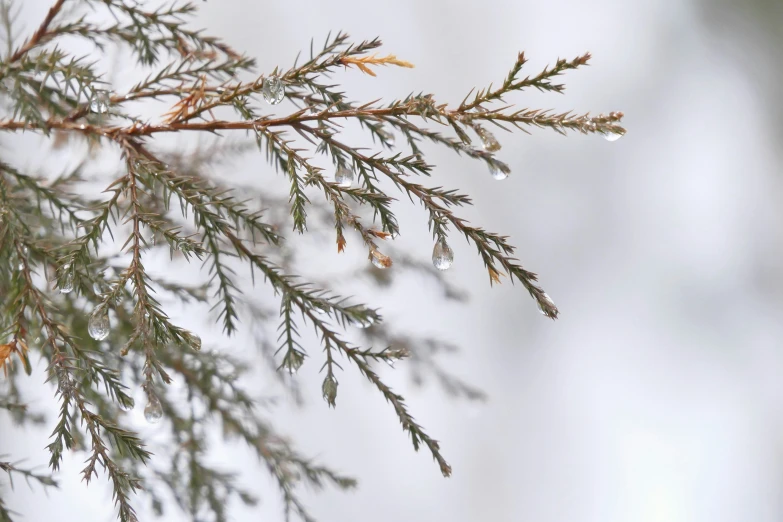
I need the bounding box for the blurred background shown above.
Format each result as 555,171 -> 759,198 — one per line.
5,0 -> 783,521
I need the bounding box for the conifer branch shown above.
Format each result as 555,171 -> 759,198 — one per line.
0,1 -> 625,519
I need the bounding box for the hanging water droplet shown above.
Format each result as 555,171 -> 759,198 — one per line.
335,165 -> 354,188
432,239 -> 454,271
89,89 -> 111,114
377,127 -> 395,146
286,354 -> 304,375
370,249 -> 392,269
349,315 -> 375,329
261,75 -> 285,105
119,397 -> 135,412
488,163 -> 509,181
603,129 -> 625,142
536,292 -> 556,316
17,245 -> 28,270
88,306 -> 110,340
476,125 -> 501,152
144,394 -> 163,423
59,264 -> 74,294
322,374 -> 338,406
384,358 -> 395,368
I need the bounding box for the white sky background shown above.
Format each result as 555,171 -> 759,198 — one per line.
4,0 -> 783,521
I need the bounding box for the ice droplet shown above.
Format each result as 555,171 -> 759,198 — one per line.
144,394 -> 163,423
476,125 -> 501,152
88,307 -> 110,340
537,292 -> 556,316
335,165 -> 354,188
89,89 -> 111,114
286,354 -> 304,375
17,245 -> 28,270
261,75 -> 285,105
59,264 -> 74,294
370,249 -> 392,269
603,129 -> 624,142
488,163 -> 509,181
349,315 -> 375,329
432,239 -> 454,271
322,375 -> 338,405
119,397 -> 135,412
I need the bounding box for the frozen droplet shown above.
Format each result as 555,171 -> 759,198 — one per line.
349,315 -> 375,329
603,129 -> 625,142
322,375 -> 338,406
17,245 -> 28,270
59,264 -> 74,294
88,307 -> 110,340
488,163 -> 509,181
89,89 -> 111,114
377,127 -> 395,146
119,397 -> 135,412
432,239 -> 454,271
476,125 -> 501,152
370,249 -> 392,269
261,75 -> 285,105
286,355 -> 303,375
144,394 -> 163,423
335,166 -> 354,188
537,292 -> 556,316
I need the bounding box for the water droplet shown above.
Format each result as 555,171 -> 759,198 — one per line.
537,292 -> 556,316
475,125 -> 501,152
59,264 -> 74,294
488,163 -> 509,181
88,307 -> 110,340
432,239 -> 454,271
261,75 -> 285,105
322,375 -> 338,406
384,358 -> 395,368
370,249 -> 392,269
89,89 -> 111,114
335,166 -> 354,188
144,394 -> 163,423
190,333 -> 202,351
17,245 -> 28,270
377,127 -> 395,146
603,129 -> 624,142
349,315 -> 375,329
287,358 -> 303,375
119,397 -> 135,412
